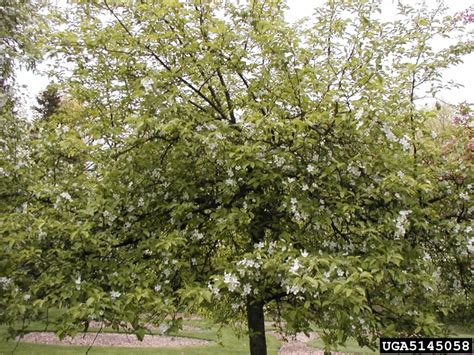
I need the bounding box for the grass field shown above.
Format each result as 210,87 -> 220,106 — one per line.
0,318 -> 281,355
1,314 -> 472,355
307,325 -> 474,354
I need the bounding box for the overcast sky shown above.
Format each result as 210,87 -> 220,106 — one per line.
17,0 -> 473,117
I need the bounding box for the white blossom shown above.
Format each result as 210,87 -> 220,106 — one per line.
242,283 -> 252,296
192,230 -> 204,241
307,164 -> 315,173
0,277 -> 11,289
141,77 -> 153,91
381,124 -> 397,142
273,156 -> 286,167
60,192 -> 72,201
322,271 -> 330,282
238,258 -> 256,268
347,164 -> 361,177
285,284 -> 305,295
395,210 -> 412,238
397,171 -> 405,179
154,284 -> 162,292
223,272 -> 240,292
225,178 -> 237,187
208,283 -> 220,298
459,192 -> 469,201
301,250 -> 309,258
110,290 -> 121,300
23,294 -> 31,301
399,135 -> 411,151
75,275 -> 81,290
267,241 -> 276,254
290,259 -> 301,274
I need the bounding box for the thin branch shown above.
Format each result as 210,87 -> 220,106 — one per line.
102,0 -> 228,121
85,323 -> 103,355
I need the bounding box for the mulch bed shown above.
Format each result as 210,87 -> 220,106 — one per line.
18,332 -> 211,348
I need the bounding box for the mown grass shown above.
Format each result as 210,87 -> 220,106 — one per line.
0,317 -> 281,355
307,325 -> 474,354
1,311 -> 472,355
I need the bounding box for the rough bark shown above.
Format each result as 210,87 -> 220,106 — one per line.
246,298 -> 267,355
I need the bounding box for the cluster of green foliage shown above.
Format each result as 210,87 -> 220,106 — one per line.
1,0 -> 472,354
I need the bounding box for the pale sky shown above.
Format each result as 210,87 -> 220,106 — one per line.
17,0 -> 473,117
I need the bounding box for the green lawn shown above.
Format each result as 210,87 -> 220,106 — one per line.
308,337 -> 377,354
307,326 -> 474,354
0,319 -> 281,355
2,315 -> 472,355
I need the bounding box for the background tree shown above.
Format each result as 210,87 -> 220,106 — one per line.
1,1 -> 472,354
1,0 -> 44,217
34,85 -> 62,120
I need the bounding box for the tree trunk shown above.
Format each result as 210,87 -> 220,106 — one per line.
246,298 -> 267,355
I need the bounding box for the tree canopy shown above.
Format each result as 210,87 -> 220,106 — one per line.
1,1 -> 473,354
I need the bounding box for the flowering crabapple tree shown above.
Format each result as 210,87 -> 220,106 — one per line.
1,0 -> 473,354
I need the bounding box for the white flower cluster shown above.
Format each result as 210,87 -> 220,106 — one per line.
347,164 -> 361,177
141,77 -> 153,92
55,191 -> 72,208
381,124 -> 397,142
237,258 -> 257,269
223,272 -> 240,292
191,229 -> 204,241
289,198 -> 308,222
242,283 -> 252,296
459,192 -> 469,201
285,284 -> 306,295
355,110 -> 364,129
267,241 -> 277,254
468,237 -> 474,253
399,135 -> 411,151
75,275 -> 81,290
208,283 -> 221,299
225,178 -> 237,187
289,259 -> 301,274
381,124 -> 411,151
0,277 -> 11,289
273,155 -> 286,168
103,210 -> 117,225
394,210 -> 412,238
110,290 -> 121,301
322,271 -> 331,282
